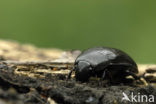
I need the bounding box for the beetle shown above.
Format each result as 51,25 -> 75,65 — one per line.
68,47 -> 140,83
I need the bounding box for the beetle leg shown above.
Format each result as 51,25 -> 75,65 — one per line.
101,69 -> 111,80
101,70 -> 106,80
99,69 -> 114,86
101,69 -> 113,82
67,68 -> 74,80
106,70 -> 113,83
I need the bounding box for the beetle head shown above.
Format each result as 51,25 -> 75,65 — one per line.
75,61 -> 92,82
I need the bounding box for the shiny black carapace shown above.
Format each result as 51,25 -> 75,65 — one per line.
68,47 -> 139,83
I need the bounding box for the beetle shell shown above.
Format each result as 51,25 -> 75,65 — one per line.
74,47 -> 138,82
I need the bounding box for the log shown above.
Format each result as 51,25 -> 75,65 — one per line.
0,40 -> 156,104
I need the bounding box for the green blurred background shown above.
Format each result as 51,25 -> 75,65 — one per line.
0,0 -> 156,63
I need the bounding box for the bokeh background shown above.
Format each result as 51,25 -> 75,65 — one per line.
0,0 -> 156,63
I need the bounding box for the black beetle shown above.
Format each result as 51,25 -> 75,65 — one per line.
68,47 -> 139,83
